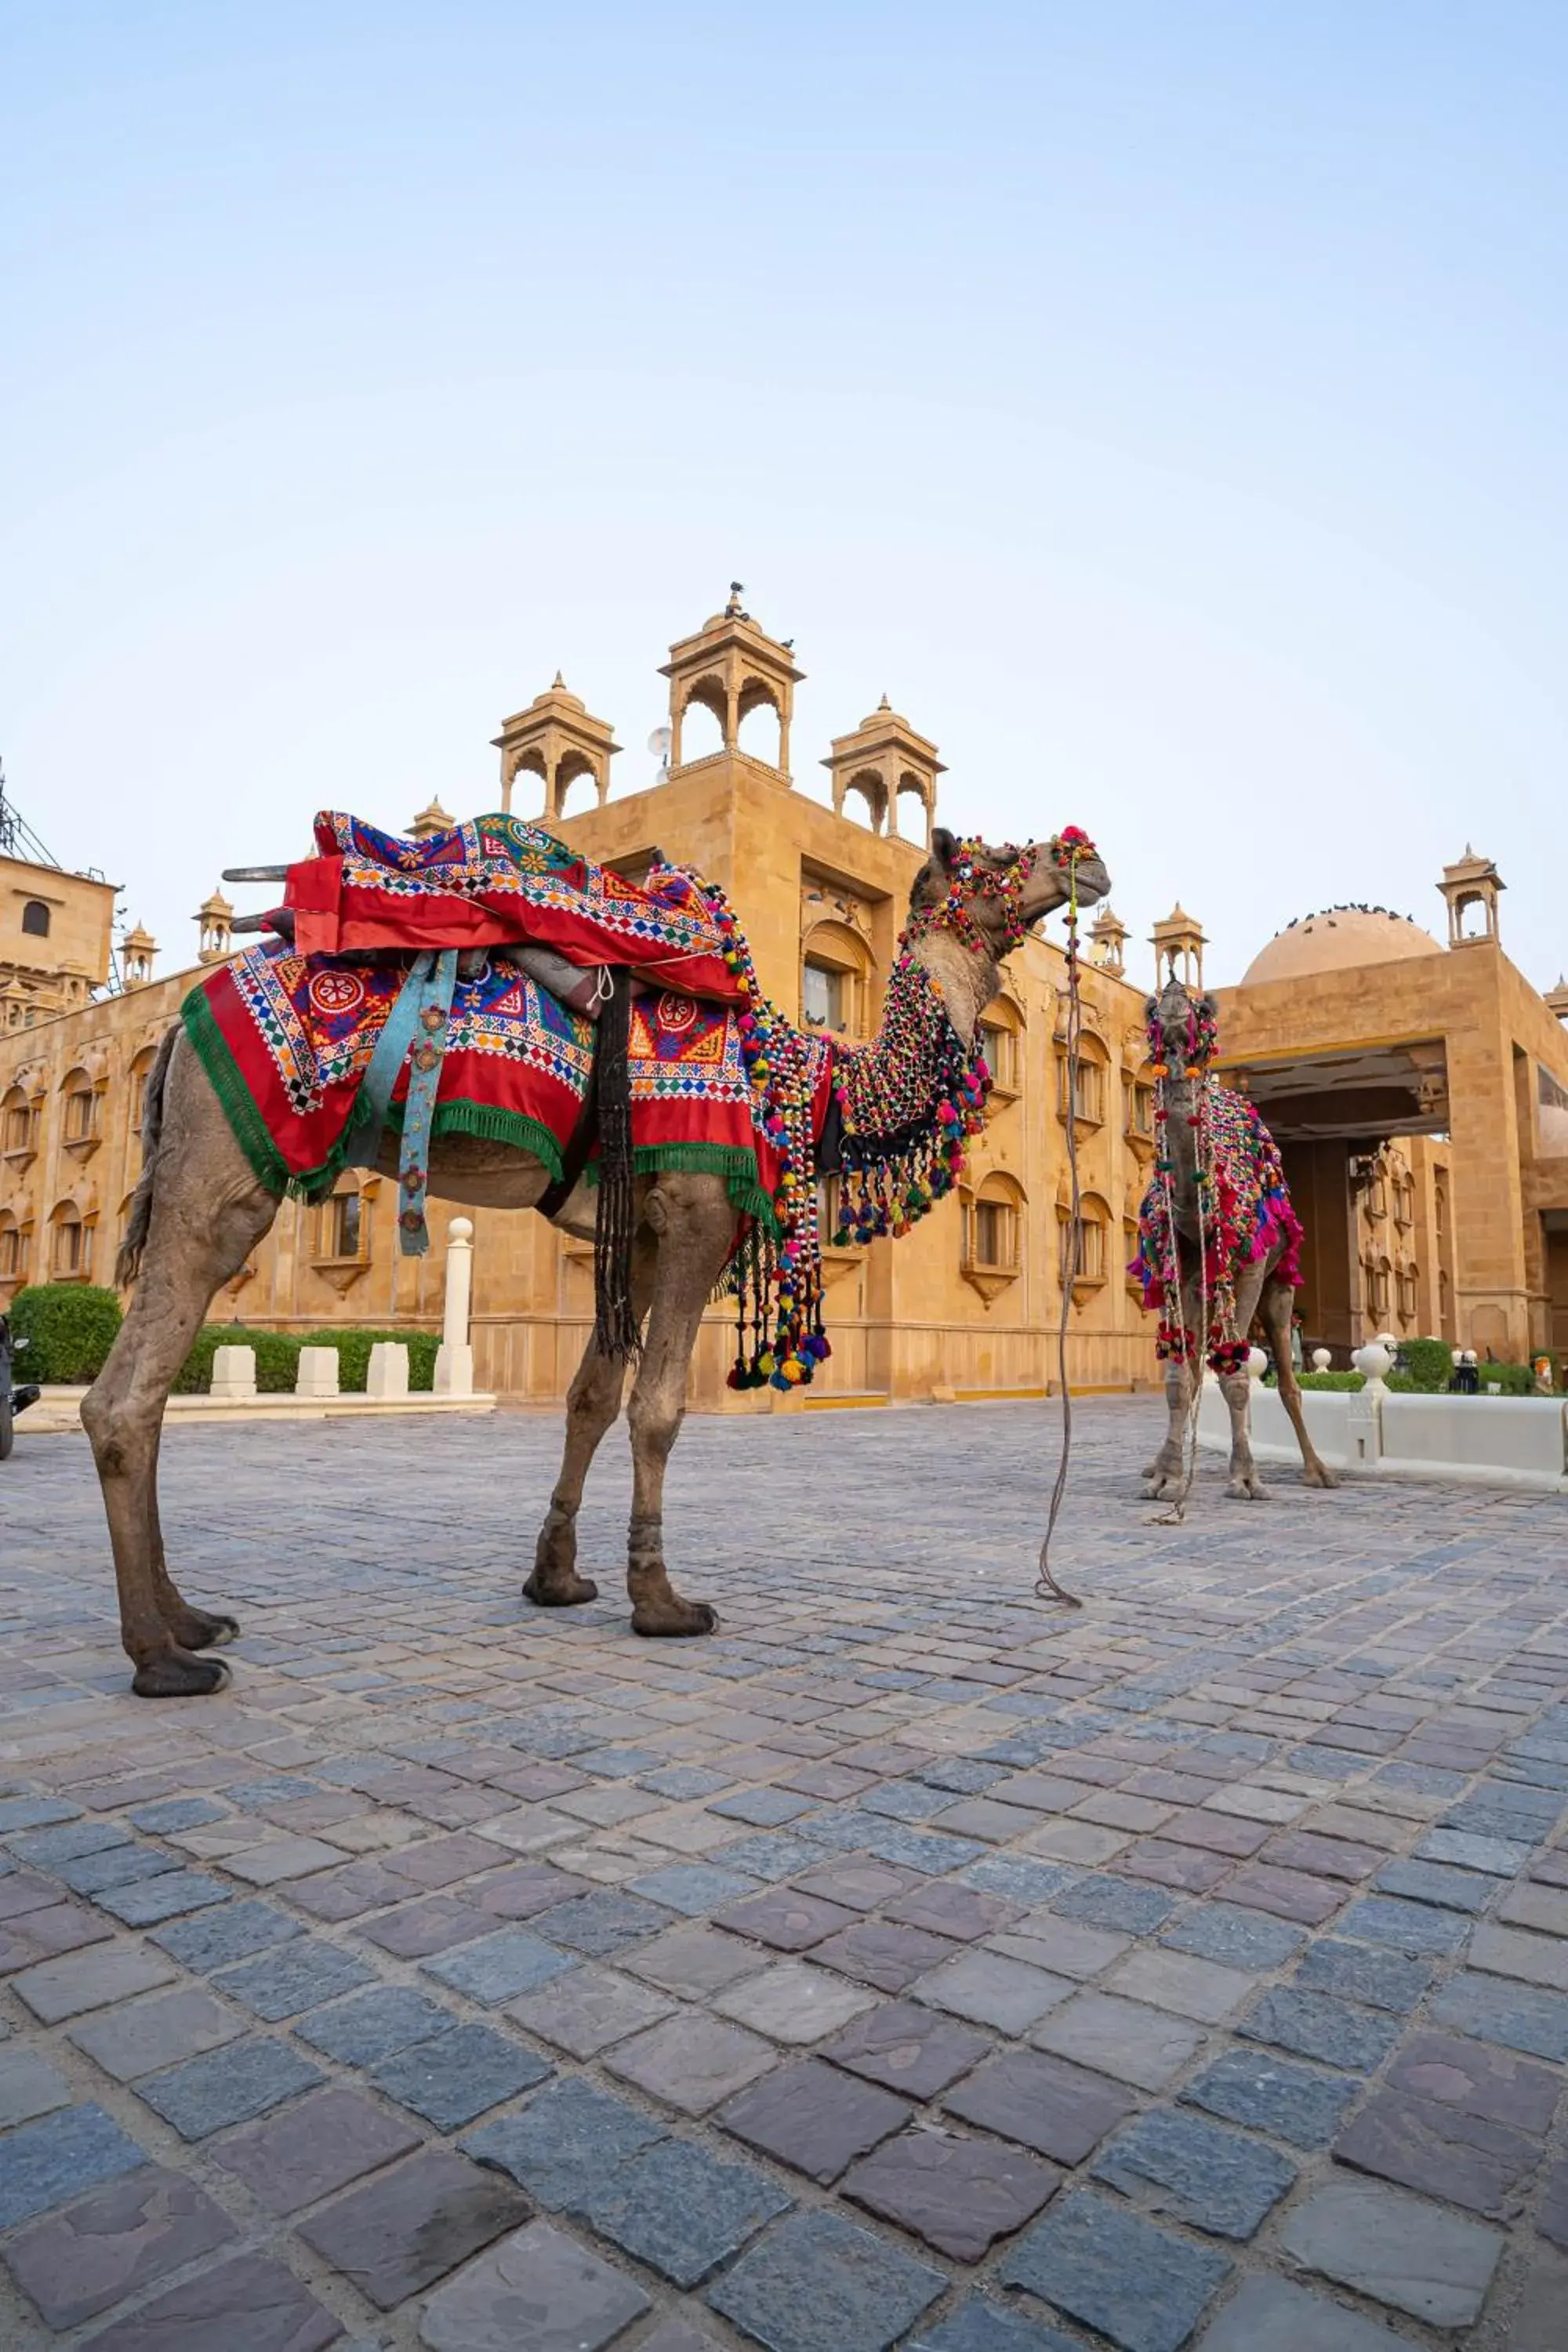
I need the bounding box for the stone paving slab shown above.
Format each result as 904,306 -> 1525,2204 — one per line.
0,1400 -> 1566,2348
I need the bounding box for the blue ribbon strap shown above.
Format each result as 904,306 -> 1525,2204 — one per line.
342,948 -> 459,1257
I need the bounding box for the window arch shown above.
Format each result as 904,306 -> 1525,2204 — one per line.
960,1171 -> 1025,1301
128,1047 -> 159,1148
978,992 -> 1025,1100
801,919 -> 873,1040
60,1067 -> 100,1149
1058,1189 -> 1111,1289
1056,1029 -> 1109,1127
49,1200 -> 91,1281
316,1173 -> 370,1266
0,1210 -> 28,1285
21,900 -> 50,938
2,1084 -> 38,1159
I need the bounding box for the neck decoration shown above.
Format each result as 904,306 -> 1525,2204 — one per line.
688,827 -> 1096,1395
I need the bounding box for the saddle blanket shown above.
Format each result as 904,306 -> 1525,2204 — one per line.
281,811 -> 741,1004
182,940 -> 798,1220
1128,1082 -> 1303,1311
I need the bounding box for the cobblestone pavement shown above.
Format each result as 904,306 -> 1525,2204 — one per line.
2,1399 -> 1567,2352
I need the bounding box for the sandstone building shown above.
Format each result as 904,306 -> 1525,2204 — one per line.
3,604 -> 1566,1396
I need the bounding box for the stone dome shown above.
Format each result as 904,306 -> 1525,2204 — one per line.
1242,906 -> 1440,986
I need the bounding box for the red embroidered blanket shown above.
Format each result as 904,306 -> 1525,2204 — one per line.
181,944 -> 819,1229
281,811 -> 741,1004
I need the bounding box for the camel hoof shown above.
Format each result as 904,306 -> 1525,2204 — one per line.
176,1609 -> 239,1650
523,1567 -> 600,1608
1224,1477 -> 1269,1500
632,1598 -> 718,1639
1303,1465 -> 1339,1490
132,1650 -> 233,1699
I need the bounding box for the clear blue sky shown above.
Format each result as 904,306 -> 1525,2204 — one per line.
4,4 -> 1565,992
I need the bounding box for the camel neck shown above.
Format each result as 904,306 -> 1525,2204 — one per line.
904,927 -> 999,1050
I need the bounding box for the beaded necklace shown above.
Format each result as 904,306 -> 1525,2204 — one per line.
694,830 -> 1094,1393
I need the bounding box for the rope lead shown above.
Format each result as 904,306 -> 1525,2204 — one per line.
1035,845 -> 1087,1610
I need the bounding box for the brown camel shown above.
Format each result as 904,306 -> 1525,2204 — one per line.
1138,978 -> 1337,1501
85,828 -> 1109,1696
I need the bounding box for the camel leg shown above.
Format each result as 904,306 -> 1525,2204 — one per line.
525,1238 -> 656,1608
82,1042 -> 278,1696
1221,1258 -> 1272,1500
1258,1276 -> 1338,1490
147,1420 -> 239,1650
624,1174 -> 735,1637
1142,1266 -> 1203,1497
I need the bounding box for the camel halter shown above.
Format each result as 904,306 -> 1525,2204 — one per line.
1033,829 -> 1098,1610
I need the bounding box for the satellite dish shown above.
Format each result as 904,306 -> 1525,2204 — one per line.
647,725 -> 673,779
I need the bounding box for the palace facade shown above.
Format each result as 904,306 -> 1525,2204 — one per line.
3,601 -> 1566,1398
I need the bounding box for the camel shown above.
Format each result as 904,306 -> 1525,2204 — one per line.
85,826 -> 1109,1697
1138,978 -> 1337,1501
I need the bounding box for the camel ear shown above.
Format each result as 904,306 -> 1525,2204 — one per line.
1143,995 -> 1160,1024
931,827 -> 958,869
1199,993 -> 1219,1025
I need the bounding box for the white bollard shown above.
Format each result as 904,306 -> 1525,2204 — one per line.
1311,1348 -> 1332,1373
367,1341 -> 409,1400
210,1345 -> 256,1403
1247,1348 -> 1268,1381
434,1216 -> 475,1398
295,1345 -> 340,1399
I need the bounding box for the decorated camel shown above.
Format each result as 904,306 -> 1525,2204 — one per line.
1131,978 -> 1336,1500
85,811 -> 1109,1696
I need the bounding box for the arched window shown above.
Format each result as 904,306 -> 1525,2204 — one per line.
49,1201 -> 89,1280
128,1047 -> 159,1146
978,994 -> 1024,1100
1397,1263 -> 1418,1320
0,1212 -> 27,1283
1056,1032 -> 1109,1126
61,1069 -> 99,1147
801,920 -> 873,1040
1123,1073 -> 1155,1138
960,1172 -> 1025,1301
21,900 -> 50,938
317,1174 -> 368,1265
2,1085 -> 36,1158
1058,1190 -> 1111,1288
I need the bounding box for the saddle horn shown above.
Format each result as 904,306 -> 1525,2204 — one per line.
229,911 -> 295,939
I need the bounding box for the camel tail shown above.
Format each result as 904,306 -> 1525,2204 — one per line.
116,1025 -> 180,1288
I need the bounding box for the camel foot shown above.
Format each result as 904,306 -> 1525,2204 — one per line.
523,1566 -> 600,1608
1142,1473 -> 1181,1501
166,1606 -> 239,1650
132,1649 -> 233,1699
629,1566 -> 717,1637
1302,1463 -> 1339,1490
632,1595 -> 718,1637
1224,1475 -> 1270,1501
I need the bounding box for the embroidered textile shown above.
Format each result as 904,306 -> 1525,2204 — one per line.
1128,1080 -> 1304,1367
183,943 -> 597,1199
281,811 -> 740,1002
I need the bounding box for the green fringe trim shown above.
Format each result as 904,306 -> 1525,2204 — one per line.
388,1098 -> 565,1185
180,989 -> 292,1198
181,989 -> 568,1202
583,1141 -> 779,1236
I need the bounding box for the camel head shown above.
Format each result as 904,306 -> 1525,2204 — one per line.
910,826 -> 1111,960
1144,977 -> 1220,1076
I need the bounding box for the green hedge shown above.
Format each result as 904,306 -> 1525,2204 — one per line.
8,1284 -> 123,1382
172,1325 -> 439,1394
174,1326 -> 303,1395
300,1328 -> 437,1392
1396,1337 -> 1455,1392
